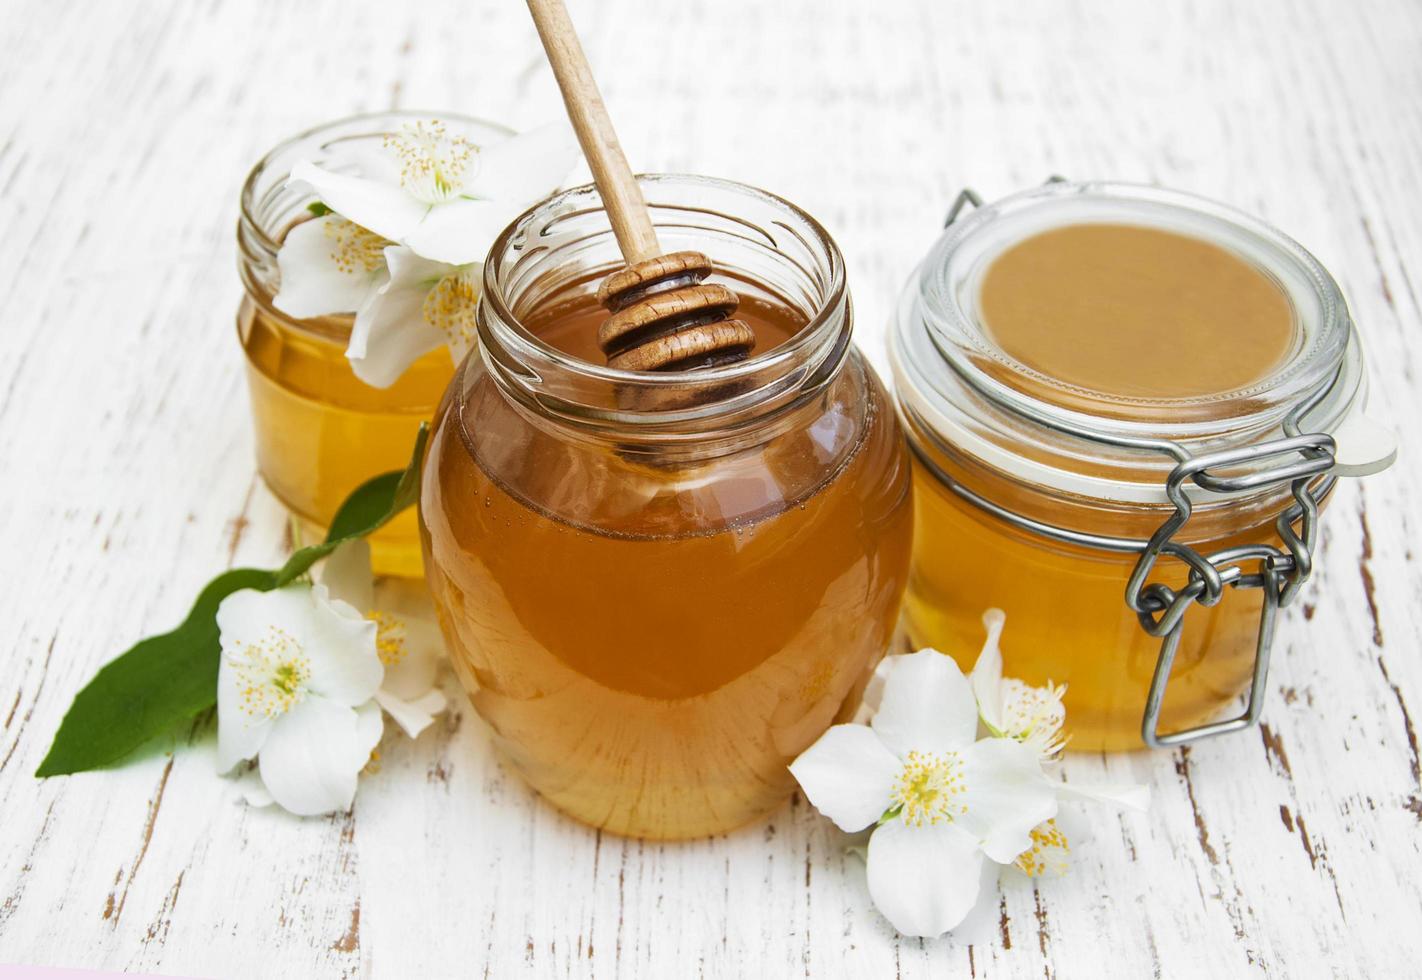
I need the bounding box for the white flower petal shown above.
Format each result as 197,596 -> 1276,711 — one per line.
347,246 -> 451,388
258,695 -> 366,816
273,214 -> 389,319
374,580 -> 445,700
289,161 -> 430,243
866,820 -> 985,937
354,699 -> 384,766
1055,779 -> 1151,812
943,859 -> 1002,945
302,586 -> 383,706
403,197 -> 526,265
462,122 -> 579,204
374,687 -> 447,739
232,766 -> 274,808
340,142 -> 404,186
1051,804 -> 1094,849
956,738 -> 1059,864
789,724 -> 902,832
215,651 -> 273,773
373,571 -> 437,617
853,656 -> 892,724
872,650 -> 979,757
380,630 -> 442,699
215,586 -> 313,649
320,539 -> 376,614
970,608 -> 1008,732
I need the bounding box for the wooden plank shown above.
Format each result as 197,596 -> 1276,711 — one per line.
1,0 -> 1418,975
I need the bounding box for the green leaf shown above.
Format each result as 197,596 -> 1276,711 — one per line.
35,424 -> 429,778
306,201 -> 332,217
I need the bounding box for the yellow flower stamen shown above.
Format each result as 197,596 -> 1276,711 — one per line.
1014,819 -> 1071,878
367,610 -> 408,667
324,217 -> 390,276
1001,678 -> 1069,759
421,268 -> 481,351
384,120 -> 477,203
228,626 -> 311,719
890,750 -> 968,827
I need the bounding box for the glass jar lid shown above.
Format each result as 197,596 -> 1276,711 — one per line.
891,180 -> 1394,506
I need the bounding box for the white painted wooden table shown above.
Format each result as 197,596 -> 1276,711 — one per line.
2,0 -> 1419,975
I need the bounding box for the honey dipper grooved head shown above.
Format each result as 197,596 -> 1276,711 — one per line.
596,251 -> 756,372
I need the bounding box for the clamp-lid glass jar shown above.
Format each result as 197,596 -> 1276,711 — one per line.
891,180 -> 1395,751
237,112 -> 512,577
420,175 -> 914,839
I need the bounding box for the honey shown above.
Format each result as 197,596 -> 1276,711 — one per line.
420,175 -> 915,837
892,181 -> 1379,750
238,292 -> 450,577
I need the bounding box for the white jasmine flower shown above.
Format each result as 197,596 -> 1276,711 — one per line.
273,120 -> 578,387
970,608 -> 1069,760
790,651 -> 1057,937
319,539 -> 447,738
215,585 -> 385,816
797,612 -> 1151,938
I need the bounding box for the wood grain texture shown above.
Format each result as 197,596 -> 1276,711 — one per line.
1,0 -> 1419,976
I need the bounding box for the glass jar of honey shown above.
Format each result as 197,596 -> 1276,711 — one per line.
237,112 -> 513,577
420,175 -> 914,839
891,180 -> 1395,752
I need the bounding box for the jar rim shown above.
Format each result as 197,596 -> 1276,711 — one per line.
470,174 -> 856,459
892,180 -> 1377,506
480,173 -> 847,392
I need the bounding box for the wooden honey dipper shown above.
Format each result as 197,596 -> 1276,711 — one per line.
525,0 -> 756,372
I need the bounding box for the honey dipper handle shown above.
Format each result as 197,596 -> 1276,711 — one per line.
525,0 -> 662,265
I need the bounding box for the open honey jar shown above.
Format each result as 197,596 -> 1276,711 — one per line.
420,175 -> 914,838
237,112 -> 512,577
891,180 -> 1395,751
